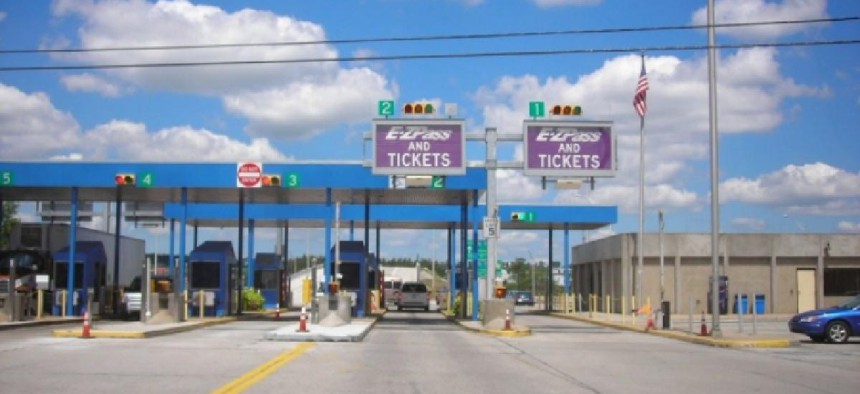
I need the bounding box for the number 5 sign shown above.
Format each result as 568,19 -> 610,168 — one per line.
1,171 -> 12,186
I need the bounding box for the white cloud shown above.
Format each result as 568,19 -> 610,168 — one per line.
61,73 -> 123,97
0,83 -> 82,159
837,221 -> 860,233
0,11 -> 6,22
555,184 -> 698,213
223,68 -> 392,138
731,217 -> 767,231
496,169 -> 543,202
691,0 -> 829,40
77,120 -> 290,162
51,1 -> 395,140
721,163 -> 860,215
531,0 -> 602,8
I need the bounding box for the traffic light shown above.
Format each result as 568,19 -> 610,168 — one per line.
262,174 -> 281,187
403,102 -> 435,115
550,104 -> 582,116
115,173 -> 136,186
511,212 -> 525,221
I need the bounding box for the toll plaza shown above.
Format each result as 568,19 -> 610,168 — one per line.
1,159 -> 616,326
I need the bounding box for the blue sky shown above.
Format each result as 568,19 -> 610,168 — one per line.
1,0 -> 858,263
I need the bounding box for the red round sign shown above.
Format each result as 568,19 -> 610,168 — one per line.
237,162 -> 262,187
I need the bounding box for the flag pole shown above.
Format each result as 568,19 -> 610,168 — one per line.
637,113 -> 645,310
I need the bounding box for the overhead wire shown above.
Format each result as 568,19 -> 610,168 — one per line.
0,16 -> 857,72
0,16 -> 855,54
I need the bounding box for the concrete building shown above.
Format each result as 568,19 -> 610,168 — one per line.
572,233 -> 860,315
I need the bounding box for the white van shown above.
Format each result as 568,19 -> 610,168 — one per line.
383,277 -> 402,305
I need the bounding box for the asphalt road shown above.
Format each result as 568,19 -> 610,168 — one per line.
0,312 -> 857,394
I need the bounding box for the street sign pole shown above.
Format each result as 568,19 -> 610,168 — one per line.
486,127 -> 498,300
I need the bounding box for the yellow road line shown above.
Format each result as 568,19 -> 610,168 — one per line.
211,342 -> 315,394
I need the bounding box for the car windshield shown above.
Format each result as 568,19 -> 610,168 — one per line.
401,283 -> 426,292
834,295 -> 860,309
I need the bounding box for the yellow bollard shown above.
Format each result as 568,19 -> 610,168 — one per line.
61,290 -> 67,318
199,291 -> 205,319
622,296 -> 627,324
37,290 -> 43,319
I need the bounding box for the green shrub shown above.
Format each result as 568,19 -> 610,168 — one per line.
243,288 -> 265,311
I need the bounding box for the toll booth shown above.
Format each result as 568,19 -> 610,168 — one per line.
253,253 -> 284,310
52,241 -> 108,316
188,241 -> 236,317
328,241 -> 379,315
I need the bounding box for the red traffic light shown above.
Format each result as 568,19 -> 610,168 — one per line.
403,102 -> 434,115
262,174 -> 281,187
115,174 -> 136,186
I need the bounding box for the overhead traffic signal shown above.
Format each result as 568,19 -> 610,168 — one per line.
551,104 -> 582,116
403,102 -> 435,115
262,174 -> 281,187
115,173 -> 136,186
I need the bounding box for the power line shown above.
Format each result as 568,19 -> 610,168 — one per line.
1,16 -> 856,55
1,39 -> 857,72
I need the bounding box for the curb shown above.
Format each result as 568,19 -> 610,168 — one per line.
52,317 -> 238,339
441,311 -> 532,337
549,313 -> 792,348
0,317 -> 84,331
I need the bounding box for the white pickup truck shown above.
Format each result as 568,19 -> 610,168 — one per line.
119,276 -> 142,320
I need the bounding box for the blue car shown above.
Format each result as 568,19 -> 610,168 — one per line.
788,295 -> 860,343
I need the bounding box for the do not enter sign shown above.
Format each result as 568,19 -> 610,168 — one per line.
237,162 -> 262,188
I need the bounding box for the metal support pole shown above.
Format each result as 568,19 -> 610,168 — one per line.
247,219 -> 255,288
67,187 -> 79,317
547,227 -> 554,312
324,188 -> 332,293
358,191 -> 370,318
471,190 -> 479,320
179,187 -> 188,321
486,127 -> 498,301
113,186 -> 122,315
460,198 -> 468,319
236,189 -> 244,316
707,0 -> 723,338
564,223 -> 570,295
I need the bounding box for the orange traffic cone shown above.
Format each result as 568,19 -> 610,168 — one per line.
81,309 -> 92,339
296,307 -> 308,333
504,309 -> 512,331
699,312 -> 709,336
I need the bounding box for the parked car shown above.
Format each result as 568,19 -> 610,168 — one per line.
396,281 -> 430,311
788,295 -> 860,343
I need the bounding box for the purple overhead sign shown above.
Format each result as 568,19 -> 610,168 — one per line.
373,119 -> 466,175
523,120 -> 616,177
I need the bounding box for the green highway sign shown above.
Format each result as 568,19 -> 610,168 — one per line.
285,172 -> 301,188
1,171 -> 12,186
430,176 -> 445,189
510,211 -> 536,222
378,100 -> 395,117
138,172 -> 153,188
529,101 -> 545,118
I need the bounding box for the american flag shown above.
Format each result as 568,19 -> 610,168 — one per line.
633,54 -> 649,118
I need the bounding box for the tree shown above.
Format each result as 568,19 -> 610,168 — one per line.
1,202 -> 20,249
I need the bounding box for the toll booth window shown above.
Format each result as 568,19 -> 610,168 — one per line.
54,263 -> 85,289
190,262 -> 220,289
255,270 -> 279,290
338,263 -> 359,289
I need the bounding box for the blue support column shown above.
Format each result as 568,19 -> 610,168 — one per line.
357,193 -> 369,318
448,223 -> 454,310
247,219 -> 255,288
471,190 -> 479,321
169,219 -> 175,276
350,220 -> 355,241
459,200 -> 468,319
547,226 -> 554,312
324,188 -> 332,292
564,223 -> 571,295
66,187 -> 78,317
179,187 -> 188,320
